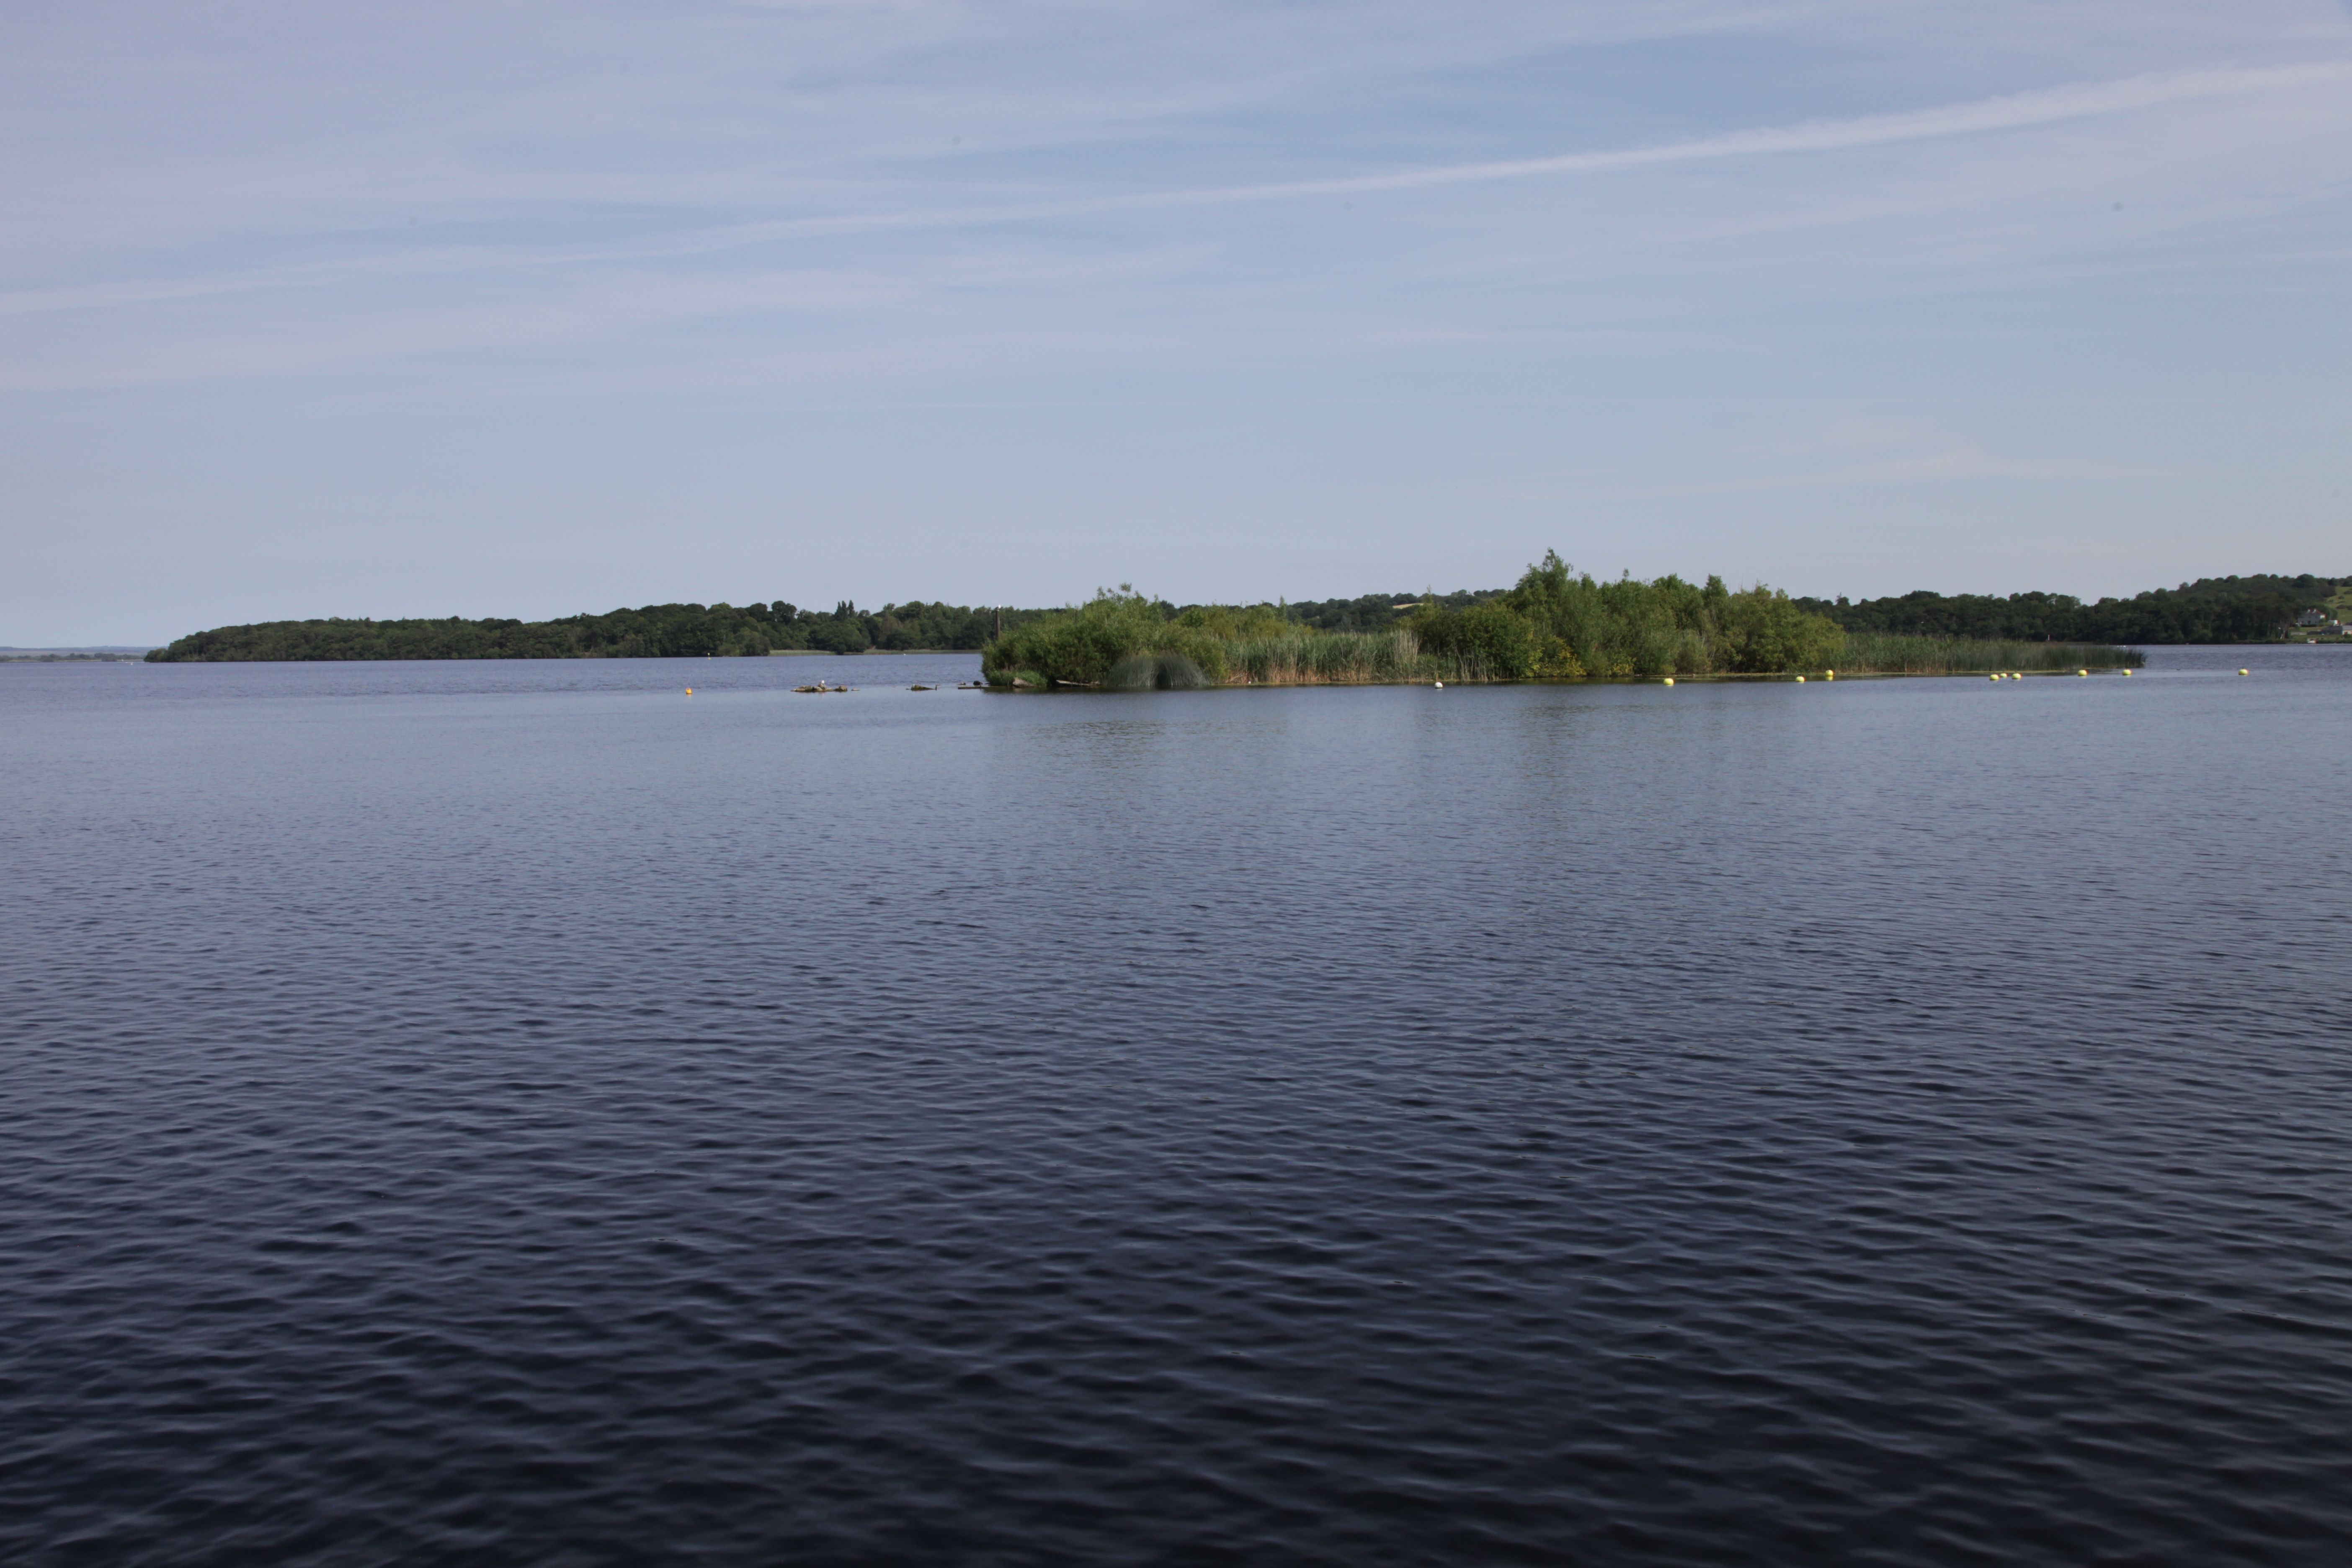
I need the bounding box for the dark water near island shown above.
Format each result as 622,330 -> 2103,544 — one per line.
5,645 -> 2349,1566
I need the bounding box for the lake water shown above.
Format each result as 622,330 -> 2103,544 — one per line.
5,645 -> 2349,1566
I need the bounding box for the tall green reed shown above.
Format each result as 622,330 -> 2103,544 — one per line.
1838,635 -> 2144,673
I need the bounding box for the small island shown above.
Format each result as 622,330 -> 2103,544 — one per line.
981,554 -> 2142,688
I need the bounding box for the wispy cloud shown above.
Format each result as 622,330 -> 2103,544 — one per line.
1138,60 -> 2352,206
449,58 -> 2352,252
1473,449 -> 2212,507
8,56 -> 2342,324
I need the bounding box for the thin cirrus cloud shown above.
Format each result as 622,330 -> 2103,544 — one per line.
1208,60 -> 2352,201
394,59 -> 2345,270
1473,450 -> 2214,508
3,57 -> 2344,358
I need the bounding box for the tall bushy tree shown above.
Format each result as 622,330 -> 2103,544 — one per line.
1712,586 -> 1844,673
982,587 -> 1174,685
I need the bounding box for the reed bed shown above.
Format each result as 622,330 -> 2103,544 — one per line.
1837,634 -> 2144,674
1222,629 -> 1429,683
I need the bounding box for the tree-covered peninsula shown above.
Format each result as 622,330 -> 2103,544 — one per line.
1796,573 -> 2347,645
146,600 -> 1045,662
980,554 -> 2143,688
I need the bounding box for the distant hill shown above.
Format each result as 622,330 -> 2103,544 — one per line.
145,601 -> 1049,662
1794,574 -> 2348,644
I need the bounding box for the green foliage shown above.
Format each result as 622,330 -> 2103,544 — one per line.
1837,635 -> 2144,673
1409,600 -> 1537,677
1797,574 -> 2349,645
1712,585 -> 1846,673
1170,603 -> 1291,640
980,587 -> 1173,686
1498,552 -> 1839,677
983,593 -> 1431,687
1282,587 -> 1509,631
1458,601 -> 1533,677
146,598 -> 1052,662
982,552 -> 1862,687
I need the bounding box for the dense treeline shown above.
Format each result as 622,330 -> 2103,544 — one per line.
1796,574 -> 2347,645
146,567 -> 2336,665
147,600 -> 1049,662
1282,588 -> 1511,632
983,554 -> 1864,686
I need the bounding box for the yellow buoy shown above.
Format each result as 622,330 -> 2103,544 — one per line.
2077,669 -> 2087,676
2122,669 -> 2132,676
1795,675 -> 1806,683
685,687 -> 693,694
1662,677 -> 1674,686
2239,668 -> 2249,676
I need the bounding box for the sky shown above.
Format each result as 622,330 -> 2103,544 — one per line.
4,1 -> 2349,644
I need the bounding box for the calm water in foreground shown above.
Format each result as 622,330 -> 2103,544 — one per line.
5,646 -> 2350,1566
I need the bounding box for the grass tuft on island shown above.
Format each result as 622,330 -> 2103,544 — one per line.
982,554 -> 2144,688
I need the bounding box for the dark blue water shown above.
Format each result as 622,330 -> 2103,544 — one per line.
5,646 -> 2349,1566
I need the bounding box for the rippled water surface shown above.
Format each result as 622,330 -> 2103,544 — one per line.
5,647 -> 2350,1566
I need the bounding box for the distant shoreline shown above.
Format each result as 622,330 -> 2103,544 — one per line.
127,570 -> 2351,665
0,650 -> 153,662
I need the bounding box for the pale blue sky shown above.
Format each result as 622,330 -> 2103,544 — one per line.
5,1 -> 2349,643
